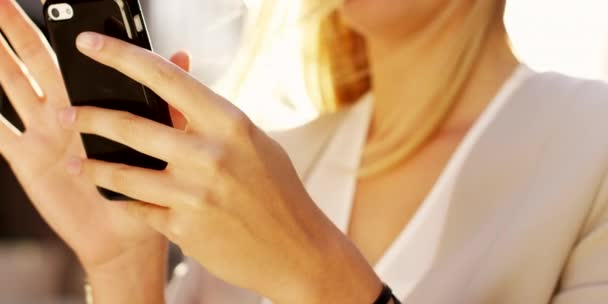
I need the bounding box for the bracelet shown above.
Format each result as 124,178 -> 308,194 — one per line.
84,282 -> 94,304
374,284 -> 401,304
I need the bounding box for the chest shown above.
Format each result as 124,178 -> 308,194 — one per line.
348,136 -> 462,265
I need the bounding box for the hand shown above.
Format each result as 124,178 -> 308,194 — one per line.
0,0 -> 188,278
62,31 -> 383,304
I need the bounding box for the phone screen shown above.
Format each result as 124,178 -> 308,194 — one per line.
44,0 -> 172,200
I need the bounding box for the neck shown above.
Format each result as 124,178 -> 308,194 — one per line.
365,9 -> 519,142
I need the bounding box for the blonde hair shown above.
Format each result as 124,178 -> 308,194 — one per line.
225,0 -> 507,177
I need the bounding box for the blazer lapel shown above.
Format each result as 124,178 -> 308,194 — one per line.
302,96 -> 374,231
371,65 -> 537,301
396,70 -> 580,303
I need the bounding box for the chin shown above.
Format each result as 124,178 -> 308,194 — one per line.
338,0 -> 447,38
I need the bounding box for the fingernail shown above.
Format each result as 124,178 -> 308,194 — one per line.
76,32 -> 103,51
58,107 -> 76,128
66,157 -> 82,175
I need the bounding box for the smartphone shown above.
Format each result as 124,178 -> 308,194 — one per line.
43,0 -> 172,200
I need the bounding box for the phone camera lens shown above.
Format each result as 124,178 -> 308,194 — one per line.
51,8 -> 60,19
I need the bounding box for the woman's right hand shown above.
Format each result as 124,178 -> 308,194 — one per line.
0,0 -> 188,293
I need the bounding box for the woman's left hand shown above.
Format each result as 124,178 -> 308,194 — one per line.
60,32 -> 382,304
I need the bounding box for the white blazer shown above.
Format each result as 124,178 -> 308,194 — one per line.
167,65 -> 608,304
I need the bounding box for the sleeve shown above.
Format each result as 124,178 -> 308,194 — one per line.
166,258 -> 206,304
165,257 -> 262,304
551,171 -> 608,304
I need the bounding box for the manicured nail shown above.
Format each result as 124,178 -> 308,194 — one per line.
76,32 -> 103,51
66,157 -> 82,175
58,107 -> 76,128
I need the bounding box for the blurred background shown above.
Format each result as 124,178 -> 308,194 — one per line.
1,0 -> 608,303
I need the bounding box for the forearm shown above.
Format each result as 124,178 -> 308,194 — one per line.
85,239 -> 168,304
285,228 -> 383,304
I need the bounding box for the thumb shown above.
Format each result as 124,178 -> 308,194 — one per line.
168,51 -> 191,131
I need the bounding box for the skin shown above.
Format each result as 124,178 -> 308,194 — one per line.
0,0 -> 379,303
0,0 -> 517,303
67,32 -> 381,303
342,0 -> 519,264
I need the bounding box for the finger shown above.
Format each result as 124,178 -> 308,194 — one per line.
60,106 -> 195,166
120,201 -> 170,235
0,34 -> 42,125
0,114 -> 20,155
75,32 -> 224,122
168,51 -> 191,131
169,51 -> 191,72
0,0 -> 63,95
69,157 -> 192,209
169,105 -> 187,131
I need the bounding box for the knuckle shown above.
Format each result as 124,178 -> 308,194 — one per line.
18,39 -> 45,62
166,211 -> 208,246
166,219 -> 185,240
191,142 -> 225,172
183,189 -> 209,210
114,113 -> 139,141
224,110 -> 253,138
184,186 -> 220,211
149,57 -> 179,85
207,149 -> 226,174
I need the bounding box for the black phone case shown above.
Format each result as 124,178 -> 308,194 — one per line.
43,0 -> 172,201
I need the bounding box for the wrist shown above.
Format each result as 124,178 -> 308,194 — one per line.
317,237 -> 383,304
285,230 -> 383,304
85,238 -> 168,304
